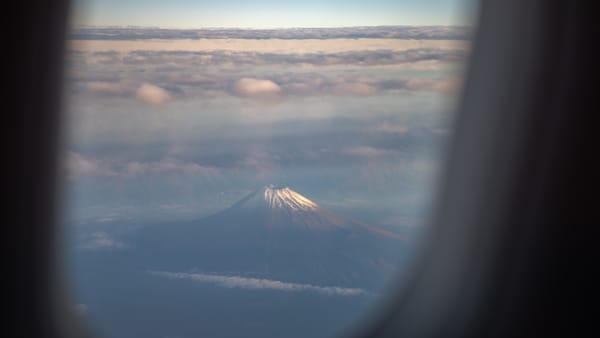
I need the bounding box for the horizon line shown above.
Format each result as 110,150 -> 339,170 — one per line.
72,24 -> 471,30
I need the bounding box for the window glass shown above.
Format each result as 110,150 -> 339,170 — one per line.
62,1 -> 476,337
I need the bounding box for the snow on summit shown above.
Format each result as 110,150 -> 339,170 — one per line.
263,185 -> 318,211
230,185 -> 321,212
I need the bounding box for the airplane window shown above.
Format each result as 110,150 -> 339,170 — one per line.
61,1 -> 477,337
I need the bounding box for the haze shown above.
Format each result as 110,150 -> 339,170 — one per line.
62,5 -> 473,335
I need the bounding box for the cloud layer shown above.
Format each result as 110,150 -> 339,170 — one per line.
74,72 -> 460,102
75,48 -> 466,67
66,152 -> 221,179
71,26 -> 472,41
67,33 -> 466,105
63,26 -> 464,223
149,271 -> 368,296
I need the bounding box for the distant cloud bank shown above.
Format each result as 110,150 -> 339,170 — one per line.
71,48 -> 465,68
66,28 -> 467,104
71,26 -> 472,41
66,152 -> 221,180
149,271 -> 368,296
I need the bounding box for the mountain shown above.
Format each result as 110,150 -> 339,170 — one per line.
134,185 -> 406,290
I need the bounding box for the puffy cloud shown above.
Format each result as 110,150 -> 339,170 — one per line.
149,271 -> 367,296
231,78 -> 281,98
432,77 -> 463,95
135,83 -> 171,105
79,232 -> 125,251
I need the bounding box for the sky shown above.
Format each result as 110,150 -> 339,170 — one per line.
71,0 -> 475,28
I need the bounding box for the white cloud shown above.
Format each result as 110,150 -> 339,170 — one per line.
136,83 -> 171,105
66,151 -> 98,178
231,78 -> 281,98
65,151 -> 120,179
342,146 -> 391,157
79,232 -> 126,251
432,77 -> 462,95
149,271 -> 367,296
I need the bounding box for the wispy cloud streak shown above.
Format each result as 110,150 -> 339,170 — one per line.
65,152 -> 222,179
79,232 -> 126,251
149,271 -> 368,296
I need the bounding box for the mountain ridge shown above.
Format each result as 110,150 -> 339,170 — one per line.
225,185 -> 404,239
132,184 -> 408,289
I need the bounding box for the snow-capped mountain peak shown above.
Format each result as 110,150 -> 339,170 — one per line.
230,185 -> 320,213
263,185 -> 318,211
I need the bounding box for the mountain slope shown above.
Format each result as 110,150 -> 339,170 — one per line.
135,185 -> 406,290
